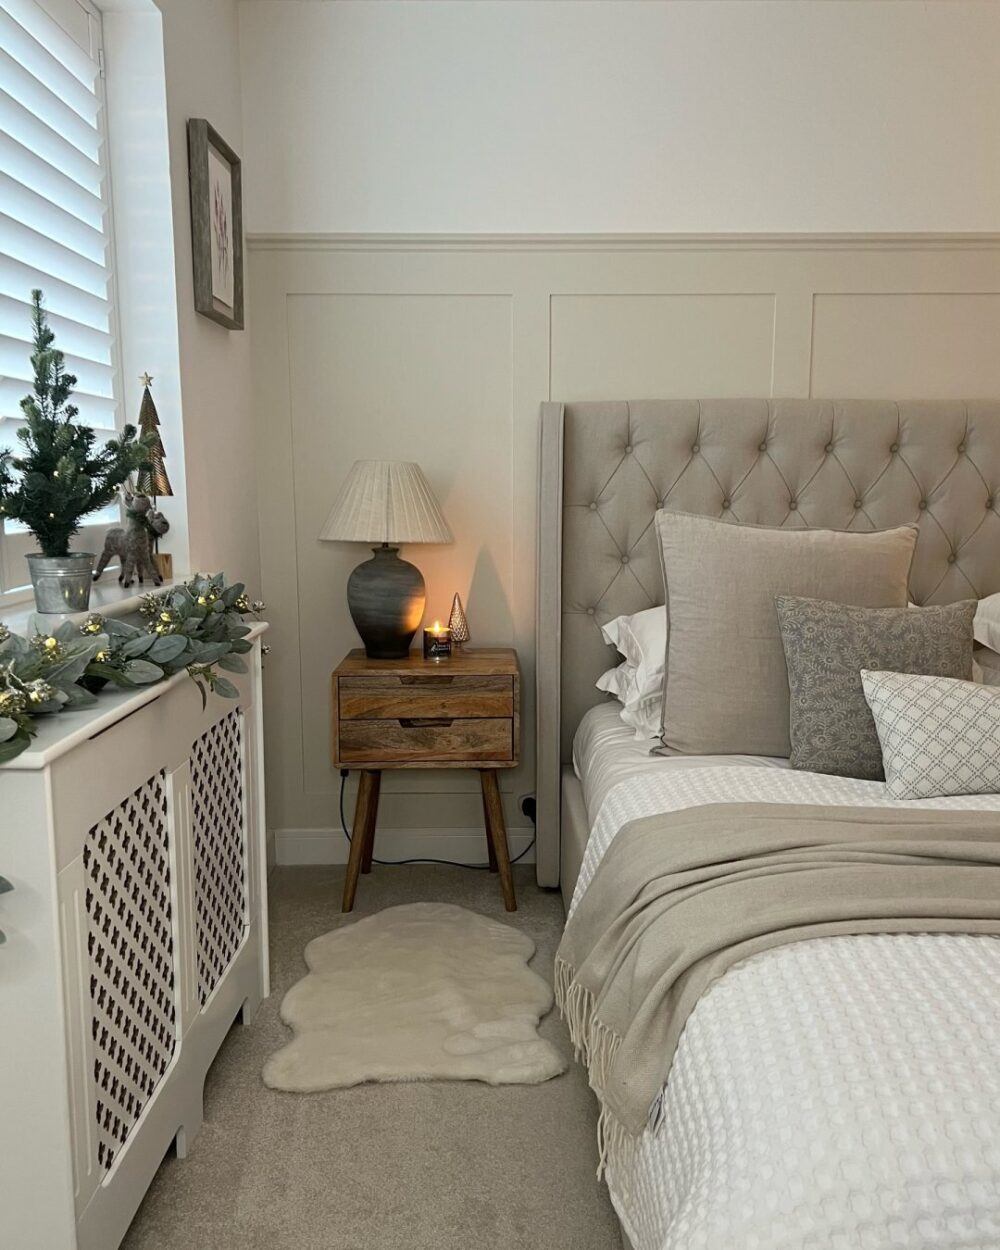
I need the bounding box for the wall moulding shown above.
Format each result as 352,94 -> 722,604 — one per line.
247,233 -> 1000,254
250,231 -> 1000,862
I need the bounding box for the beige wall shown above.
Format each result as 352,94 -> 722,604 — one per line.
250,235 -> 1000,863
154,0 -> 261,586
238,0 -> 1000,234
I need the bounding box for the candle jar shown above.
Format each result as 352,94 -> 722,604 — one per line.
423,624 -> 452,661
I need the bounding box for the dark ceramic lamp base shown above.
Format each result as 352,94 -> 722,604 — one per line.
347,545 -> 425,659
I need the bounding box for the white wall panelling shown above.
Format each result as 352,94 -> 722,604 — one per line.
550,294 -> 778,399
811,294 -> 1000,397
287,292 -> 514,799
249,234 -> 1000,866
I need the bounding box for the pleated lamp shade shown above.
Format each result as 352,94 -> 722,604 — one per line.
318,461 -> 453,546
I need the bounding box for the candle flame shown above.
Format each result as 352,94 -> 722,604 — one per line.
431,620 -> 443,635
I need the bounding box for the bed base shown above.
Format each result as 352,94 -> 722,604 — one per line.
560,767 -> 589,912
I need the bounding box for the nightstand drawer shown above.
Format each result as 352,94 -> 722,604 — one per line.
339,675 -> 513,721
338,717 -> 513,764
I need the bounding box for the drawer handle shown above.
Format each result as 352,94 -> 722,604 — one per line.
399,676 -> 455,687
398,717 -> 454,728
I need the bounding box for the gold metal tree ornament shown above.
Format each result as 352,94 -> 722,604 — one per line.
449,592 -> 470,647
134,373 -> 174,580
135,374 -> 172,497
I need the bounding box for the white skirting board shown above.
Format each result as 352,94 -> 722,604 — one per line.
274,827 -> 536,866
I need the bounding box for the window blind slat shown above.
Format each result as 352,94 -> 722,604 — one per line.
0,254 -> 111,332
0,294 -> 112,367
0,52 -> 102,168
0,380 -> 117,429
0,4 -> 99,117
5,0 -> 96,82
0,172 -> 106,264
0,131 -> 105,230
1,213 -> 108,298
0,339 -> 113,400
34,0 -> 92,59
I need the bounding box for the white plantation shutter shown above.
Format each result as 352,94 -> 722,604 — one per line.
0,0 -> 121,593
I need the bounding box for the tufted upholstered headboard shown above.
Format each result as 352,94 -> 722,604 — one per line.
534,398 -> 1000,887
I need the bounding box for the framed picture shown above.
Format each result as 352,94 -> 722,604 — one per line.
187,119 -> 244,330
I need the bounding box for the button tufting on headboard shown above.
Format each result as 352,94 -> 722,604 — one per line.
535,397 -> 1000,888
563,398 -> 999,648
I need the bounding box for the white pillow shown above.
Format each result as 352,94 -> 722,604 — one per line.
600,606 -> 666,675
596,662 -> 634,703
597,607 -> 667,740
861,668 -> 1000,799
975,593 -> 1000,654
619,683 -> 663,740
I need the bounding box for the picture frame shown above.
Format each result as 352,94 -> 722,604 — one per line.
186,118 -> 244,330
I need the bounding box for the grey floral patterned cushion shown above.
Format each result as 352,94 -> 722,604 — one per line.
862,669 -> 1000,799
775,596 -> 976,780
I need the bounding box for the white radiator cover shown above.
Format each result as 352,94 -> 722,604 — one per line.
1,626 -> 269,1250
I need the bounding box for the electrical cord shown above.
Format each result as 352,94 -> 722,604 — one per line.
339,770 -> 536,868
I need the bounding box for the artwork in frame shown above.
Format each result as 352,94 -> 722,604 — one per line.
187,119 -> 244,330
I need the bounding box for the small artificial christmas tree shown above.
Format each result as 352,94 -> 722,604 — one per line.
0,290 -> 151,556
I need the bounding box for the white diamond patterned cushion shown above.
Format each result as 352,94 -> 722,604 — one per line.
862,669 -> 1000,799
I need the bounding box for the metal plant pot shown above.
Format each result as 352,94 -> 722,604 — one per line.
25,552 -> 95,614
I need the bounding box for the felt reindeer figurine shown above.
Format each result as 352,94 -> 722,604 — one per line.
93,490 -> 169,588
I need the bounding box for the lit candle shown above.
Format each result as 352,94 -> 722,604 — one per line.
423,619 -> 452,660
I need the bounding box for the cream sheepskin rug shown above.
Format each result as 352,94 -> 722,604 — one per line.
263,902 -> 566,1091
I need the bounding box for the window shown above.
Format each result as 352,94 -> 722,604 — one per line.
0,0 -> 121,596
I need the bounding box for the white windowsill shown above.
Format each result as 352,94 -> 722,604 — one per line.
0,576 -> 187,637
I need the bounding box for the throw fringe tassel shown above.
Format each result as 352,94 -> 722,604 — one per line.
554,957 -> 639,1190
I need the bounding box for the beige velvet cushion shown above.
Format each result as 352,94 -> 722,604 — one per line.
655,512 -> 918,757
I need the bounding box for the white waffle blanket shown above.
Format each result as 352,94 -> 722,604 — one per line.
570,767 -> 1000,1250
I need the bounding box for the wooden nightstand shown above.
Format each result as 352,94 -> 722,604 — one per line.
332,647 -> 521,912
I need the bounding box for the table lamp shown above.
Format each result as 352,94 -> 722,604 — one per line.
319,460 -> 453,658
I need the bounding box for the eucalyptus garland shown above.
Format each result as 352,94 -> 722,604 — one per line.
0,573 -> 265,764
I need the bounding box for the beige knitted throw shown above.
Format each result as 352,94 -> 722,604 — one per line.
555,803 -> 1000,1180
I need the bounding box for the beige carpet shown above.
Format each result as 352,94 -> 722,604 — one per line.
121,864 -> 624,1250
264,902 -> 566,1091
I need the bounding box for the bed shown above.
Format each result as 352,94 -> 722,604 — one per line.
535,399 -> 1000,1249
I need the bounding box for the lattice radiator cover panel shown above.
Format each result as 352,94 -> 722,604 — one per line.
190,710 -> 248,1005
84,772 -> 176,1173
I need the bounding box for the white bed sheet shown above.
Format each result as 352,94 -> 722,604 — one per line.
568,760 -> 1000,1250
571,700 -> 788,828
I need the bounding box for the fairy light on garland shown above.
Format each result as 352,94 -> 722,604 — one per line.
0,685 -> 26,715
30,634 -> 64,661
